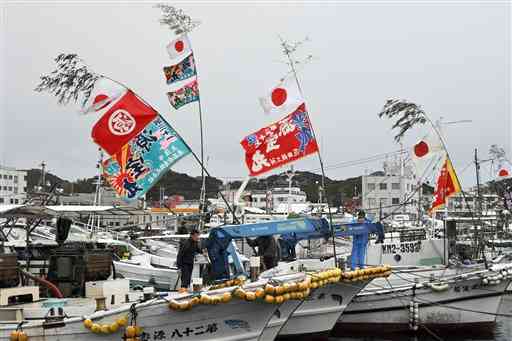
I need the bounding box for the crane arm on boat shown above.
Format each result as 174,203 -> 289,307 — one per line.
204,217 -> 384,280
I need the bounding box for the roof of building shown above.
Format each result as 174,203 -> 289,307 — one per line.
0,204 -> 148,218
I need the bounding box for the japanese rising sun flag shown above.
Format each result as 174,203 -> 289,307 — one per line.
259,75 -> 304,115
241,103 -> 318,176
496,162 -> 511,180
166,34 -> 192,63
82,77 -> 127,114
430,156 -> 461,213
91,90 -> 158,156
411,131 -> 445,180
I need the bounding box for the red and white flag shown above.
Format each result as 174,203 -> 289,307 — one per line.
82,77 -> 127,114
91,90 -> 158,156
166,34 -> 192,63
411,130 -> 444,180
497,163 -> 511,180
240,103 -> 318,176
259,75 -> 304,115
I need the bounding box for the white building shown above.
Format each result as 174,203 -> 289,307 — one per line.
219,186 -> 307,213
362,159 -> 421,219
0,165 -> 27,204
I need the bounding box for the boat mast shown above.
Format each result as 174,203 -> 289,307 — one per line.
279,36 -> 338,266
474,148 -> 483,260
198,96 -> 207,230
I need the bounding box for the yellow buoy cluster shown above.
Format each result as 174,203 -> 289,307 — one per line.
83,314 -> 129,335
341,265 -> 392,282
209,275 -> 247,290
258,279 -> 312,304
168,291 -> 233,311
308,268 -> 343,288
168,265 -> 392,312
9,331 -> 28,341
124,325 -> 144,341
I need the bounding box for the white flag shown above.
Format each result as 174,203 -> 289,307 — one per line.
166,34 -> 192,63
497,162 -> 511,180
259,75 -> 304,115
81,77 -> 127,114
411,130 -> 445,180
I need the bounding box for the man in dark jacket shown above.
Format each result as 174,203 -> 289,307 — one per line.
246,236 -> 279,270
176,229 -> 202,292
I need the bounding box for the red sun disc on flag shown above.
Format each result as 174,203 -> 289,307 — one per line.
414,141 -> 429,158
175,40 -> 184,53
93,94 -> 111,111
271,88 -> 287,107
499,169 -> 509,177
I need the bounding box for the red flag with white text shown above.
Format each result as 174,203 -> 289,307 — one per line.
240,103 -> 318,176
91,90 -> 158,156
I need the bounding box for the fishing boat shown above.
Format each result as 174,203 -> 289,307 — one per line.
336,263 -> 512,333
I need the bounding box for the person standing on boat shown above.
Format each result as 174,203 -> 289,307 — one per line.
351,210 -> 370,270
176,229 -> 202,292
246,236 -> 279,270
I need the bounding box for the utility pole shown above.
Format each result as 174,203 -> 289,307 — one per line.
39,161 -> 46,189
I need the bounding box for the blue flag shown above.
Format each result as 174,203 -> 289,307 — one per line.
102,115 -> 191,201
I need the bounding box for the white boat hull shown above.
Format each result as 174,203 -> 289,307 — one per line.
0,297 -> 281,341
278,281 -> 368,337
337,274 -> 510,333
113,261 -> 180,290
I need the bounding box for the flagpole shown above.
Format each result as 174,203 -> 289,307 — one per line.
197,90 -> 207,230
100,75 -> 239,224
279,37 -> 338,267
423,117 -> 479,256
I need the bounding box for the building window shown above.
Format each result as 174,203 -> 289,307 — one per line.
0,198 -> 3,203
391,183 -> 400,190
3,175 -> 6,179
368,198 -> 376,208
367,183 -> 376,191
13,176 -> 18,183
8,175 -> 12,180
379,183 -> 387,190
392,198 -> 400,205
14,199 -> 19,204
14,188 -> 18,194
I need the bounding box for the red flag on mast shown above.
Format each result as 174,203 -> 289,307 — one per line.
91,90 -> 158,156
430,156 -> 461,213
240,103 -> 318,176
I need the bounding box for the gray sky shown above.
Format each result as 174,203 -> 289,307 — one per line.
1,1 -> 510,188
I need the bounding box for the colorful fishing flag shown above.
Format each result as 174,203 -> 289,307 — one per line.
411,130 -> 445,180
163,54 -> 197,85
82,77 -> 127,114
102,115 -> 191,201
167,79 -> 200,109
430,156 -> 461,213
240,103 -> 318,176
91,90 -> 158,156
166,34 -> 192,63
259,75 -> 304,115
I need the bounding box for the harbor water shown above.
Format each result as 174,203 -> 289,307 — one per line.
328,294 -> 512,341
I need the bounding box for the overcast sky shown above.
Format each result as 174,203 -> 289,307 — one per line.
0,1 -> 510,188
